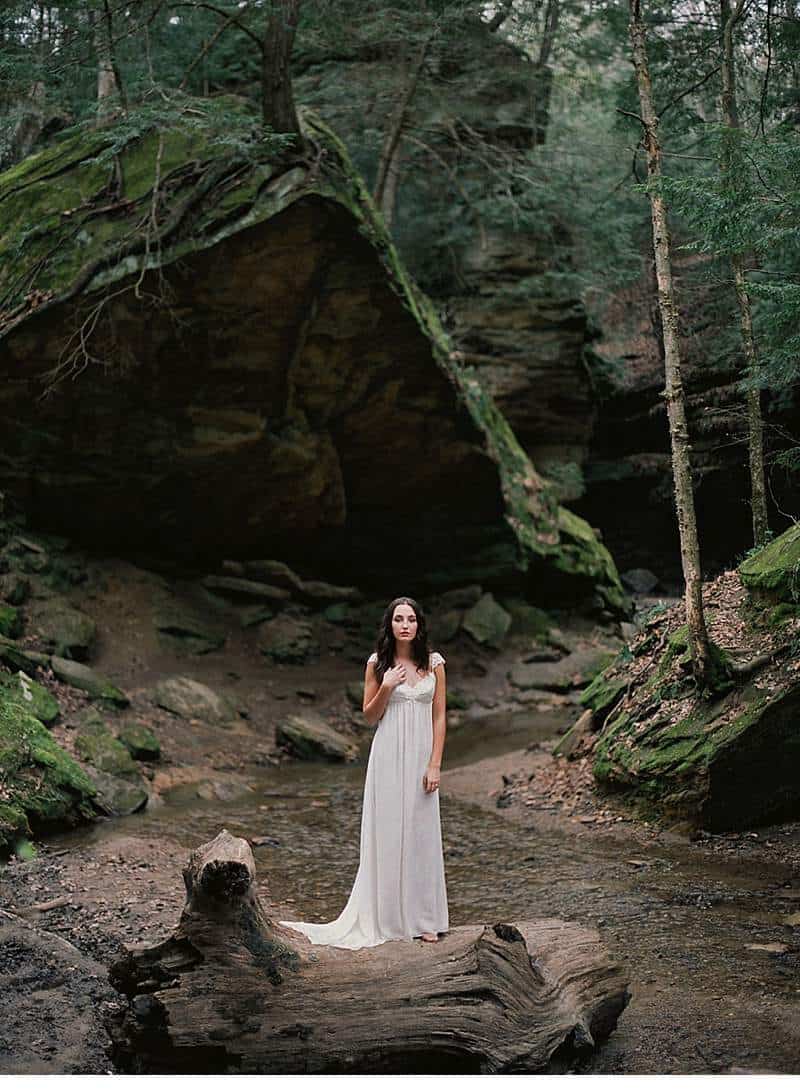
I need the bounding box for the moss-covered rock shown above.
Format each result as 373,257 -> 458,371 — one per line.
587,569 -> 800,830
0,669 -> 60,725
462,592 -> 512,648
74,712 -> 141,778
50,656 -> 129,706
0,636 -> 50,673
117,722 -> 161,762
0,694 -> 97,851
86,768 -> 149,817
739,525 -> 800,603
0,105 -> 624,613
26,596 -> 96,660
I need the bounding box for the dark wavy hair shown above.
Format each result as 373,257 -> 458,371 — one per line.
372,596 -> 431,683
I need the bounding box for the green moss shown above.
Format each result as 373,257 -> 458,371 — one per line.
0,104 -> 625,614
580,668 -> 627,720
117,722 -> 160,762
0,605 -> 21,638
75,714 -> 140,777
0,694 -> 97,851
739,524 -> 800,603
766,603 -> 800,627
0,670 -> 60,724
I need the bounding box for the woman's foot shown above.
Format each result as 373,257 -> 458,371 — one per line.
420,932 -> 438,942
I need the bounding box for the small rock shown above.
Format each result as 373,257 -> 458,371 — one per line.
621,568 -> 660,594
462,593 -> 511,649
12,837 -> 37,861
117,722 -> 161,762
745,942 -> 789,955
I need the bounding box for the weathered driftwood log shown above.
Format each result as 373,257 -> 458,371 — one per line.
106,830 -> 630,1074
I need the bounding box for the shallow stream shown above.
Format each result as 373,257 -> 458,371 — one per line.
39,707 -> 800,1072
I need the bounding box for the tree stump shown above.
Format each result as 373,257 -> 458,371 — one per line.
106,829 -> 630,1073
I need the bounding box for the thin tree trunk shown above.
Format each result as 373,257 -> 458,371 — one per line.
629,0 -> 714,683
720,0 -> 769,547
373,34 -> 433,221
91,2 -> 123,124
262,0 -> 302,139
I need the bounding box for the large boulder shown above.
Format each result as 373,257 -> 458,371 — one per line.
0,106 -> 624,614
153,675 -> 238,726
462,592 -> 511,648
276,711 -> 358,762
738,524 -> 800,603
587,543 -> 800,831
0,693 -> 97,851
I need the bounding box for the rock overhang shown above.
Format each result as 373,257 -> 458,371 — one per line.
0,108 -> 625,611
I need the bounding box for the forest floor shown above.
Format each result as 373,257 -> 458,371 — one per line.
1,558 -> 799,1074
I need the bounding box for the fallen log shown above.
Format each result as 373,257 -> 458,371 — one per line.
106,829 -> 630,1073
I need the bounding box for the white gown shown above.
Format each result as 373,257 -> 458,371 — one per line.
279,651 -> 449,949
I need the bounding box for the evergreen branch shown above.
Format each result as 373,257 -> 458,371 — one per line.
166,1 -> 264,51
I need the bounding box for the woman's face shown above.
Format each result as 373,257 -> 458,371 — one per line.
391,604 -> 418,646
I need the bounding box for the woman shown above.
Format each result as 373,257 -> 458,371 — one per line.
280,596 -> 449,949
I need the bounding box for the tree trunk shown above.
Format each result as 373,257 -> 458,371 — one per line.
92,1 -> 124,123
261,0 -> 302,139
720,0 -> 769,547
106,830 -> 630,1074
629,0 -> 714,683
373,34 -> 433,221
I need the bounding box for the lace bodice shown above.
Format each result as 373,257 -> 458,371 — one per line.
366,650 -> 445,677
366,651 -> 445,704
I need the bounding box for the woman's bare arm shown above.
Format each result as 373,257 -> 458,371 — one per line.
363,661 -> 405,725
425,663 -> 447,792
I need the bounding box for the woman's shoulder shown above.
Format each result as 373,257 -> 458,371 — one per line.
367,651 -> 378,665
429,650 -> 446,670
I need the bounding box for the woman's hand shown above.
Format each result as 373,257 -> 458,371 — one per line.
381,664 -> 407,689
423,763 -> 440,793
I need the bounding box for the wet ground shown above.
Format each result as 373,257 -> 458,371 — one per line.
1,708 -> 799,1074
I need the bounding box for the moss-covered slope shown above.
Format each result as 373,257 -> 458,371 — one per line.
582,525 -> 800,830
0,105 -> 624,610
0,693 -> 98,852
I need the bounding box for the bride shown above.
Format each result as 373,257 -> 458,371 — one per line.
280,596 -> 449,948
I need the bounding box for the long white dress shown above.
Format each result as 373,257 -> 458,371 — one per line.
279,651 -> 449,949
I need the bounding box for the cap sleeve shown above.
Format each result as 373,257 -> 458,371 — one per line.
429,651 -> 446,670
367,652 -> 378,666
